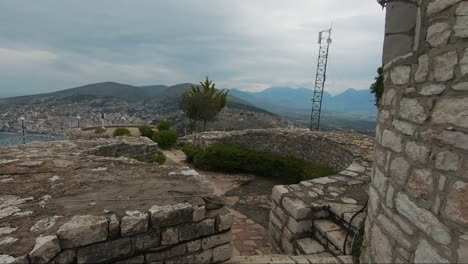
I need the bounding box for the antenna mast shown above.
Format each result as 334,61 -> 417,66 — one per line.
310,28 -> 332,131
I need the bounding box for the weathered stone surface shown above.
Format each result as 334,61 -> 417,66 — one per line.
54,249 -> 76,264
76,237 -> 131,264
381,130 -> 403,152
114,255 -> 144,264
408,169 -> 434,198
368,186 -> 380,217
372,167 -> 388,196
377,214 -> 411,249
457,1 -> 468,15
310,177 -> 337,184
212,243 -> 232,263
392,120 -> 416,136
0,227 -> 17,236
149,203 -> 193,227
108,214 -> 120,239
453,82 -> 468,91
415,54 -> 429,82
216,212 -> 233,231
400,98 -> 427,124
433,51 -> 458,81
383,88 -> 396,106
462,48 -> 468,75
427,22 -> 451,47
193,206 -> 205,222
121,210 -> 148,237
201,230 -> 231,249
133,228 -> 161,251
383,35 -> 413,64
161,227 -> 179,245
455,16 -> 468,38
145,243 -> 186,262
282,197 -> 310,220
287,217 -> 312,234
437,131 -> 468,150
29,235 -> 61,264
187,239 -> 201,252
369,225 -> 392,263
432,98 -> 468,128
414,239 -> 449,263
458,235 -> 468,263
389,156 -> 411,185
272,185 -> 289,204
420,83 -> 446,95
435,151 -> 461,171
193,249 -> 213,264
30,216 -> 59,232
0,255 -> 15,264
57,215 -> 108,248
396,192 -> 451,245
385,2 -> 417,33
296,238 -> 325,254
442,181 -> 468,225
390,66 -> 411,85
428,0 -> 462,16
179,219 -> 215,241
405,141 -> 430,164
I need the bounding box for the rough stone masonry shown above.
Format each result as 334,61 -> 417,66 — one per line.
361,0 -> 468,263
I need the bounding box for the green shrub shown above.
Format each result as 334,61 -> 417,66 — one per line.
94,127 -> 106,134
113,127 -> 132,137
153,130 -> 179,149
157,121 -> 172,131
133,152 -> 166,165
138,125 -> 154,138
182,144 -> 335,183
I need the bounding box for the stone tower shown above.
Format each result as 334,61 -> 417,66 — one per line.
361,0 -> 467,263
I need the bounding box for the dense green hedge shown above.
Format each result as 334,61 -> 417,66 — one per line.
113,127 -> 132,137
153,130 -> 179,149
182,144 -> 335,183
138,125 -> 154,138
157,121 -> 172,131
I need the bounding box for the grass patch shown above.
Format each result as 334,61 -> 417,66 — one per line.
133,152 -> 166,165
182,144 -> 335,183
113,127 -> 132,137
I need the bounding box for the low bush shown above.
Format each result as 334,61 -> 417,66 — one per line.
157,121 -> 172,131
153,130 -> 179,149
94,127 -> 106,134
113,127 -> 132,137
138,125 -> 154,138
182,144 -> 335,183
133,152 -> 166,165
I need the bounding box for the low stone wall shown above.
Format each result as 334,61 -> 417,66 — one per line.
12,202 -> 233,264
183,129 -> 355,172
88,137 -> 160,159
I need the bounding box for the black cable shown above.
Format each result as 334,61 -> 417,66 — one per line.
343,200 -> 368,255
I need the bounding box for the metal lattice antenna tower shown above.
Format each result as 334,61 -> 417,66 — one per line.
310,28 -> 332,131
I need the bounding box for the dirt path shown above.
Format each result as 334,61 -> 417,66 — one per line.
162,149 -> 281,255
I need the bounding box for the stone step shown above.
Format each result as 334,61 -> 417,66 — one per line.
328,203 -> 367,231
229,254 -> 353,264
313,219 -> 352,255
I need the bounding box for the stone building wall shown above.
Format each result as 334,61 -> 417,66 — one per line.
184,129 -> 355,172
361,0 -> 468,263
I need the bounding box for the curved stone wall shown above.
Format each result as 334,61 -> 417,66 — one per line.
362,1 -> 468,263
184,129 -> 355,173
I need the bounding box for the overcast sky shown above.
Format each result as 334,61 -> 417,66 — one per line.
0,1 -> 385,98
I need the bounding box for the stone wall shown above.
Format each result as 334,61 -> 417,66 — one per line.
183,129 -> 355,172
18,202 -> 233,264
361,0 -> 468,263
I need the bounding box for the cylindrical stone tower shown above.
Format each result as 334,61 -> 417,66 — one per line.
361,0 -> 467,263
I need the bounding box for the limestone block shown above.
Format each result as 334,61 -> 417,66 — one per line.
216,211 -> 233,231
427,22 -> 451,47
76,238 -> 131,264
0,256 -> 15,264
296,238 -> 325,254
420,84 -> 446,95
434,51 -> 458,81
462,48 -> 468,75
453,82 -> 468,91
414,239 -> 449,263
269,210 -> 283,229
458,235 -> 468,263
437,131 -> 468,151
0,227 -> 16,236
132,228 -> 161,251
385,2 -> 417,33
400,98 -> 427,124
378,110 -> 390,123
149,203 -> 193,228
179,218 -> 215,241
57,215 -> 108,248
287,217 -> 312,234
121,210 -> 149,237
368,186 -> 380,217
161,227 -> 179,245
275,206 -> 287,223
396,192 -> 451,245
281,237 -> 294,253
187,239 -> 201,252
114,255 -> 144,264
435,151 -> 461,171
0,237 -> 17,249
193,206 -> 205,222
369,225 -> 392,263
145,243 -> 186,262
29,235 -> 61,264
407,169 -> 434,198
415,54 -> 429,83
372,166 -> 388,196
376,214 -> 411,250
457,1 -> 468,15
428,0 -> 462,16
272,185 -> 289,203
212,243 -> 232,262
405,141 -> 430,164
432,98 -> 468,128
201,230 -> 231,249
442,181 -> 468,225
54,249 -> 76,264
108,214 -> 120,239
455,16 -> 468,38
386,184 -> 395,208
390,66 -> 411,85
282,197 -> 311,220
383,88 -> 396,106
193,249 -> 213,264
383,35 -> 413,64
381,130 -> 403,152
